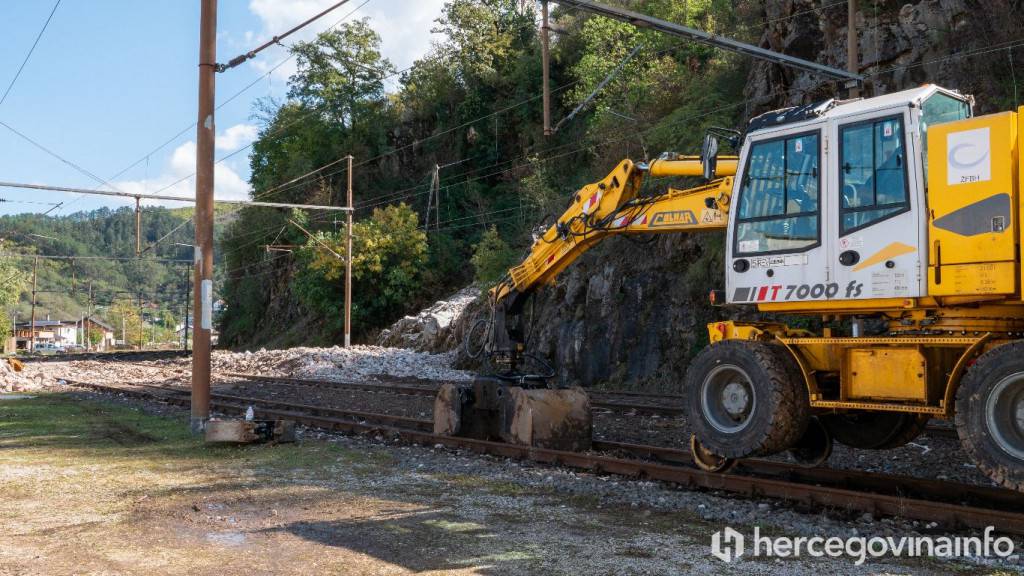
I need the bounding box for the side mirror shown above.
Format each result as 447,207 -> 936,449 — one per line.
701,133 -> 719,181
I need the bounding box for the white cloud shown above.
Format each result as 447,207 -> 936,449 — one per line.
116,140 -> 251,207
245,0 -> 447,86
216,123 -> 259,151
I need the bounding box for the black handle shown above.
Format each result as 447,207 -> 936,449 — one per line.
838,250 -> 860,266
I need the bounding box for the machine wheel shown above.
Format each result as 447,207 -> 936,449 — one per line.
788,416 -> 833,468
820,411 -> 930,450
683,341 -> 809,459
956,341 -> 1024,492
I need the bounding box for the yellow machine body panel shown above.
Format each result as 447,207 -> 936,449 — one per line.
927,111 -> 1019,297
843,348 -> 927,401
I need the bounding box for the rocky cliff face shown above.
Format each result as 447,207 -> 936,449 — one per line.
506,1 -> 1024,391
746,0 -> 1023,114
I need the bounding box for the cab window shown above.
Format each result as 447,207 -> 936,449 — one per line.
839,116 -> 909,234
920,93 -> 971,185
735,131 -> 819,255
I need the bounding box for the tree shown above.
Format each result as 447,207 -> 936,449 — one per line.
294,203 -> 428,336
471,226 -> 519,285
289,20 -> 396,130
0,247 -> 25,340
108,298 -> 143,347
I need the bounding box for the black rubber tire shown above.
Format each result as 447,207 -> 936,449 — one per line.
821,412 -> 930,450
683,340 -> 810,459
955,341 -> 1024,492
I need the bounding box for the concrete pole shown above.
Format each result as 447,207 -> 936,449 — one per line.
191,0 -> 217,433
29,256 -> 37,352
541,1 -> 552,136
847,0 -> 860,98
344,155 -> 353,347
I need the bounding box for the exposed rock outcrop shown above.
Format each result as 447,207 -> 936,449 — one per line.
376,286 -> 481,353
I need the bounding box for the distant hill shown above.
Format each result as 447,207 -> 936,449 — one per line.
0,205 -> 214,330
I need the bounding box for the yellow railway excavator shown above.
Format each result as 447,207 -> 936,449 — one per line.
436,84 -> 1024,492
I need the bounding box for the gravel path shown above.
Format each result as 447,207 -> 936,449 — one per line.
37,384 -> 1024,574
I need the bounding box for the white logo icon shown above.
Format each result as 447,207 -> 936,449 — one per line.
711,526 -> 745,562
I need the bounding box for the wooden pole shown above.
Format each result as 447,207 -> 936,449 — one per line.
192,0 -> 217,432
29,256 -> 37,352
135,197 -> 142,256
344,155 -> 353,347
847,0 -> 859,98
541,1 -> 552,136
87,281 -> 93,351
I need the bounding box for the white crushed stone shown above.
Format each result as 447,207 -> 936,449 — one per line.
0,360 -> 41,393
211,345 -> 472,381
376,285 -> 480,352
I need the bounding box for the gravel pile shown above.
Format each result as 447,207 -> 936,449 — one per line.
376,286 -> 480,352
210,346 -> 471,381
0,359 -> 44,393
23,345 -> 472,388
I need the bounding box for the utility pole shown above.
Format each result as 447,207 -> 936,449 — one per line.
135,197 -> 142,256
344,155 -> 353,347
183,263 -> 191,351
29,256 -> 37,353
847,0 -> 860,98
192,0 -> 217,433
541,1 -> 552,136
87,281 -> 93,351
138,292 -> 144,350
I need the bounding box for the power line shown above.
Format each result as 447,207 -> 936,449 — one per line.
0,181 -> 352,211
217,0 -> 356,72
0,253 -> 191,264
103,0 -> 376,198
0,0 -> 62,107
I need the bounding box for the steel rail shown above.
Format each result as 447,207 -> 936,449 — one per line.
62,377 -> 1024,535
222,372 -> 684,415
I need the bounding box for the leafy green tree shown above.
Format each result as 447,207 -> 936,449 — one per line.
293,204 -> 428,336
108,298 -> 144,347
289,20 -> 395,129
0,247 -> 24,339
470,226 -> 519,285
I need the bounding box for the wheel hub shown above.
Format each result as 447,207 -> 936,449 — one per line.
721,382 -> 750,417
701,364 -> 756,433
985,374 -> 1024,461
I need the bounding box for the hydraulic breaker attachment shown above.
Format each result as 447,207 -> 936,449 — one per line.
434,377 -> 592,451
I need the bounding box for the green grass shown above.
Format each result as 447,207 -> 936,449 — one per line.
0,393 -> 385,487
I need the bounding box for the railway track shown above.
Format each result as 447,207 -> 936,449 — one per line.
221,372 -> 683,415
62,376 -> 1024,535
221,372 -> 962,437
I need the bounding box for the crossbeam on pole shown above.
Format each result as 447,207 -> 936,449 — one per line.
0,181 -> 353,212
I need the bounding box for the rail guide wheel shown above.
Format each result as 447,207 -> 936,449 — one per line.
683,340 -> 809,460
956,341 -> 1024,492
820,411 -> 930,450
787,416 -> 832,468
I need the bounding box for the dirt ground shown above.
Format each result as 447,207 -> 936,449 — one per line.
0,393 -> 1018,576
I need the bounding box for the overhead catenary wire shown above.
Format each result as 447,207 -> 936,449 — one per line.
0,0 -> 62,107
216,0 -> 355,72
0,181 -> 352,212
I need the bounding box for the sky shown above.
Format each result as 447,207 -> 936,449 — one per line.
0,0 -> 448,216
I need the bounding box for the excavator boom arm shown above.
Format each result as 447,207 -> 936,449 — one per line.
493,157 -> 735,302
485,155 -> 736,367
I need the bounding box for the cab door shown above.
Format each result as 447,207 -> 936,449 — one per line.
726,124 -> 832,304
829,109 -> 924,301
